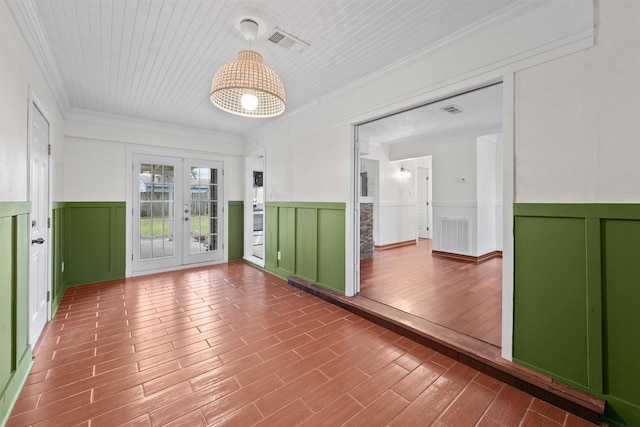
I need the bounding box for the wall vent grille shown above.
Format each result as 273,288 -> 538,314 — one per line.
440,217 -> 470,254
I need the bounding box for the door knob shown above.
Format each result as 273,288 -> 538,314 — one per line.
31,238 -> 45,244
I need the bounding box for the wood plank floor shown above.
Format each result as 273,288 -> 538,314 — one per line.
360,239 -> 502,347
7,262 -> 597,427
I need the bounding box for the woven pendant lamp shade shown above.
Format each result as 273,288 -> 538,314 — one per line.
210,50 -> 286,118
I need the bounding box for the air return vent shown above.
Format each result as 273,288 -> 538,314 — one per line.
440,104 -> 464,114
268,28 -> 310,53
440,217 -> 470,254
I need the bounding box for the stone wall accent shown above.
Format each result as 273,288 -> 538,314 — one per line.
360,202 -> 374,259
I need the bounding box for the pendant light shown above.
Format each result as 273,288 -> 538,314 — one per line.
210,19 -> 286,118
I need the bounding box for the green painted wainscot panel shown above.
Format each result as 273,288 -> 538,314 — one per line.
295,208 -> 318,282
265,202 -> 345,294
513,203 -> 640,427
602,219 -> 640,425
227,201 -> 244,261
53,202 -> 126,291
0,202 -> 33,425
317,208 -> 345,292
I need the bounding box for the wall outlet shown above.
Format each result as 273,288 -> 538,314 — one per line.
277,251 -> 281,260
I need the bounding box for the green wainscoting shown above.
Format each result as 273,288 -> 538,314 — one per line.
513,204 -> 640,426
265,202 -> 345,294
52,202 -> 126,307
0,203 -> 32,425
228,201 -> 244,261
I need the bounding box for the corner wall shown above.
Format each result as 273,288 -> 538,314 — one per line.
1,0 -> 65,420
512,2 -> 640,424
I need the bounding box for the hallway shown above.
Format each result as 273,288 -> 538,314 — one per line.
8,262 -> 593,426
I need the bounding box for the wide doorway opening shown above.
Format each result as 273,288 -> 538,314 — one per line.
355,83 -> 504,348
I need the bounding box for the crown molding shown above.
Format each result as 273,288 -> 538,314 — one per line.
65,107 -> 243,143
6,0 -> 70,112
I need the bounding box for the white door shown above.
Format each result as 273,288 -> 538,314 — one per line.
183,160 -> 224,264
417,167 -> 430,239
132,155 -> 223,273
29,102 -> 50,346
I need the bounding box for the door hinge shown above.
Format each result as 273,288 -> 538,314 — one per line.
48,217 -> 51,228
48,144 -> 52,156
131,254 -> 134,261
46,291 -> 50,302
427,227 -> 430,231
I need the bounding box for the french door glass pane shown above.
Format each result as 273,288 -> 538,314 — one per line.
139,163 -> 175,259
189,167 -> 219,254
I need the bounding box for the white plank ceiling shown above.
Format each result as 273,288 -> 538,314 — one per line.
8,0 -> 543,136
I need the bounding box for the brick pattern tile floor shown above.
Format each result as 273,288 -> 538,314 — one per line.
7,262 -> 597,426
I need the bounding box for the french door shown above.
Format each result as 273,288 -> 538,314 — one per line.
132,155 -> 223,273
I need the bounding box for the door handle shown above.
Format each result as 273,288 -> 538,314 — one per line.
32,238 -> 45,245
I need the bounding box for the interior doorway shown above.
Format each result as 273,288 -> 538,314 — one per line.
244,150 -> 265,266
354,83 -> 504,347
28,98 -> 51,347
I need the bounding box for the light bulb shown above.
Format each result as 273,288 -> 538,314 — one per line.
241,93 -> 259,111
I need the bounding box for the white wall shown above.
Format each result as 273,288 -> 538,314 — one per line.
362,145 -> 418,246
246,1 -> 593,204
247,126 -> 350,203
63,120 -> 245,201
495,134 -> 504,250
477,135 -> 498,255
0,0 -> 64,202
515,0 -> 640,203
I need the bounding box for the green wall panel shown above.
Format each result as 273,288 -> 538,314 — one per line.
0,217 -> 14,395
265,202 -> 345,294
227,201 -> 244,261
51,206 -> 64,312
0,203 -> 32,425
295,208 -> 318,282
602,219 -> 640,425
317,208 -> 345,292
14,214 -> 29,364
265,205 -> 278,272
514,216 -> 589,387
53,202 -> 125,290
277,207 -> 296,275
514,203 -> 640,426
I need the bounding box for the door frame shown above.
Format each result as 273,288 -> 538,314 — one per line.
27,89 -> 52,347
416,166 -> 432,240
349,74 -> 515,360
126,147 -> 229,277
243,148 -> 266,267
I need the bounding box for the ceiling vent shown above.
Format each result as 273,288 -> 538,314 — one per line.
440,104 -> 464,114
268,28 -> 310,53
